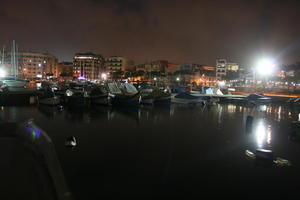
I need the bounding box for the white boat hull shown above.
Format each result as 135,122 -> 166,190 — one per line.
3,80 -> 27,88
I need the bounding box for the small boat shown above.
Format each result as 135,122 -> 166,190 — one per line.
64,82 -> 91,108
108,82 -> 141,106
0,76 -> 27,88
0,80 -> 8,92
153,88 -> 171,105
36,82 -> 61,106
139,87 -> 155,104
172,92 -> 206,105
89,85 -> 112,106
246,94 -> 271,104
171,87 -> 186,94
288,97 -> 300,106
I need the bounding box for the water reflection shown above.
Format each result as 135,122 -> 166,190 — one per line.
38,105 -> 61,119
258,105 -> 267,112
254,120 -> 272,148
217,104 -> 223,128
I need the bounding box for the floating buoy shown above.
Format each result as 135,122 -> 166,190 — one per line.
65,136 -> 77,147
57,105 -> 64,111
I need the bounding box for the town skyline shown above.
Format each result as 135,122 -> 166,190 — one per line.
1,0 -> 300,66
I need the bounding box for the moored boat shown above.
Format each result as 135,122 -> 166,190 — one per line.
246,94 -> 271,104
172,92 -> 206,104
0,76 -> 27,88
64,82 -> 91,108
152,87 -> 171,105
36,82 -> 61,106
108,82 -> 141,106
139,87 -> 155,104
89,85 -> 112,106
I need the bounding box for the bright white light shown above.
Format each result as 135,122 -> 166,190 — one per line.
101,73 -> 107,80
256,58 -> 275,76
74,56 -> 94,59
255,121 -> 266,147
38,63 -> 42,67
267,125 -> 272,145
176,77 -> 180,81
153,77 -> 157,81
218,81 -> 225,87
0,68 -> 6,77
36,74 -> 42,78
66,89 -> 74,97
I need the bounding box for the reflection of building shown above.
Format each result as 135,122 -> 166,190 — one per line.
58,62 -> 73,77
17,52 -> 58,79
73,53 -> 105,80
106,56 -> 134,73
216,58 -> 239,79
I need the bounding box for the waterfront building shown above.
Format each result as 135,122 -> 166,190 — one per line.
165,62 -> 181,73
73,53 -> 105,80
17,52 -> 58,79
58,62 -> 73,77
216,58 -> 239,80
105,56 -> 134,73
216,59 -> 227,79
136,60 -> 168,73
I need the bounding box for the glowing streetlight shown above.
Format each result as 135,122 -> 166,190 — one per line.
0,68 -> 6,77
101,73 -> 107,80
256,58 -> 275,76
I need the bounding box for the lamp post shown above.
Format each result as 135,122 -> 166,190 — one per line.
255,58 -> 275,93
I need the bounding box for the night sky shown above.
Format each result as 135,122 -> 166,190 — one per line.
1,0 -> 300,67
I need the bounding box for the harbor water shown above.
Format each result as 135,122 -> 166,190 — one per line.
1,103 -> 300,198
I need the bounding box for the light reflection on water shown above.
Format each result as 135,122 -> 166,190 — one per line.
1,103 -> 300,124
1,103 -> 300,198
254,120 -> 272,148
0,104 -> 300,151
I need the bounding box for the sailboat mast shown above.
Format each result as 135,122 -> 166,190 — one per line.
10,40 -> 17,78
11,41 -> 14,76
1,45 -> 4,65
16,43 -> 18,77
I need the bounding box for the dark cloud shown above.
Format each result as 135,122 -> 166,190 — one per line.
1,0 -> 300,66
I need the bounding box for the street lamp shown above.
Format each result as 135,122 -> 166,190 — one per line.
101,73 -> 107,80
256,58 -> 275,76
255,58 -> 275,92
0,68 -> 6,77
